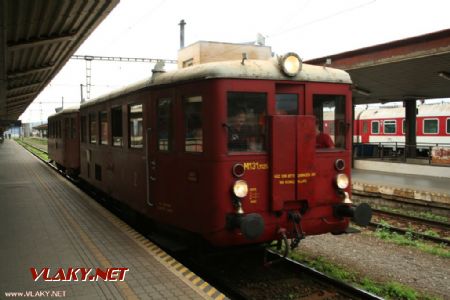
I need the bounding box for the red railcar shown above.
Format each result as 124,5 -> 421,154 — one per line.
48,108 -> 80,176
72,46 -> 370,248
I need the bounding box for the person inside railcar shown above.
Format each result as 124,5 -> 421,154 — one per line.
228,108 -> 251,151
316,121 -> 334,148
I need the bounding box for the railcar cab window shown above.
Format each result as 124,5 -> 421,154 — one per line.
111,106 -> 123,147
99,111 -> 108,145
275,94 -> 298,115
184,96 -> 203,152
227,92 -> 267,152
313,95 -> 346,149
129,104 -> 143,148
157,98 -> 173,151
89,113 -> 97,144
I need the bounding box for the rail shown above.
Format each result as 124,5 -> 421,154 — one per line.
353,142 -> 450,165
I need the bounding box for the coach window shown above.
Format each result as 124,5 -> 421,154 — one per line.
447,118 -> 450,134
89,113 -> 97,144
384,120 -> 396,134
129,104 -> 143,148
371,121 -> 379,134
227,92 -> 267,152
157,98 -> 173,151
111,106 -> 123,146
99,111 -> 108,145
423,118 -> 438,134
313,95 -> 346,149
184,96 -> 203,152
81,116 -> 87,143
275,94 -> 297,115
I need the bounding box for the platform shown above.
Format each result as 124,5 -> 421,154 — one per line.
352,168 -> 450,206
0,140 -> 226,300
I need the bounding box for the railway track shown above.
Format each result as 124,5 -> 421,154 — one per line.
178,247 -> 382,300
370,209 -> 450,246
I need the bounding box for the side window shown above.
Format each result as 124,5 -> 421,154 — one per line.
371,121 -> 379,134
313,94 -> 346,149
111,106 -> 123,147
184,96 -> 203,152
384,120 -> 396,134
227,92 -> 267,152
129,104 -> 143,148
81,116 -> 86,143
275,94 -> 297,115
89,113 -> 97,144
157,99 -> 172,151
99,111 -> 108,145
402,119 -> 405,134
447,118 -> 450,134
423,119 -> 438,134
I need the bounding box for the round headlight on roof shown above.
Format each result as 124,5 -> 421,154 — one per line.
280,52 -> 302,77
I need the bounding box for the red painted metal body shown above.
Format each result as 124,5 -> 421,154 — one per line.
48,109 -> 80,174
73,76 -> 353,246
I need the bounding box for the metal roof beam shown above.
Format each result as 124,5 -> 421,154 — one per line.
7,91 -> 37,101
7,64 -> 54,78
7,81 -> 43,93
7,32 -> 76,52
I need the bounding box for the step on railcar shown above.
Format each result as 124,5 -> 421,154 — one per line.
49,42 -> 372,250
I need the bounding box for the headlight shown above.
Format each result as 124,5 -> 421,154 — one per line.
336,173 -> 349,189
279,52 -> 302,77
233,180 -> 248,198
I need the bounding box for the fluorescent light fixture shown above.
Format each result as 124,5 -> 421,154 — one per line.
438,71 -> 450,80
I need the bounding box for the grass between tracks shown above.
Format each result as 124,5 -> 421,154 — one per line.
289,251 -> 440,300
374,205 -> 449,223
374,220 -> 450,258
15,139 -> 49,161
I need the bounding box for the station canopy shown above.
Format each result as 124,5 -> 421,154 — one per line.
305,29 -> 450,105
0,0 -> 119,128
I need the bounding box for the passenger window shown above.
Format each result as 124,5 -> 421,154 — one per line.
129,104 -> 143,148
99,111 -> 108,145
184,96 -> 203,152
313,95 -> 346,149
371,121 -> 379,134
384,120 -> 396,134
81,116 -> 87,143
157,99 -> 172,151
227,92 -> 267,152
89,113 -> 97,144
423,119 -> 438,134
447,118 -> 450,134
275,94 -> 297,115
111,107 -> 123,147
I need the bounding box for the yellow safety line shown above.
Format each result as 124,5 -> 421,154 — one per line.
27,165 -> 138,300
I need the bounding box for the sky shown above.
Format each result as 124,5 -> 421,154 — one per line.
19,0 -> 450,123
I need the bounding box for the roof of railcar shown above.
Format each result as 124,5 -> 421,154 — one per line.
48,106 -> 80,119
81,58 -> 352,109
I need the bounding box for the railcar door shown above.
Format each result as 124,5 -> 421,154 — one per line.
269,115 -> 316,211
146,95 -> 176,214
